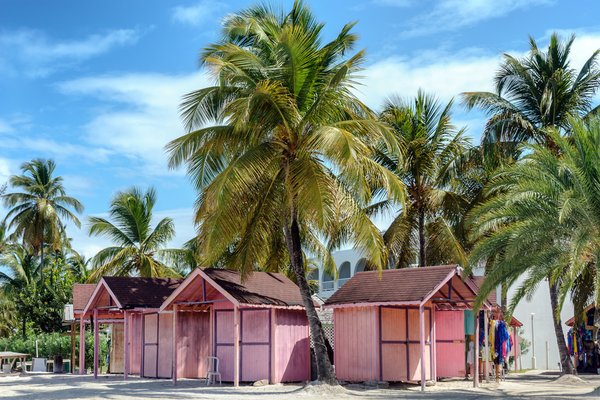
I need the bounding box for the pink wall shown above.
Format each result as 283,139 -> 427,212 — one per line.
177,311 -> 210,378
273,309 -> 310,383
435,310 -> 465,378
334,306 -> 433,382
334,307 -> 379,382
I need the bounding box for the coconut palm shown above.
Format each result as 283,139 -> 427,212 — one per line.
462,33 -> 600,148
0,244 -> 39,337
373,92 -> 470,268
88,187 -> 183,280
166,1 -> 403,382
467,117 -> 600,374
2,159 -> 83,281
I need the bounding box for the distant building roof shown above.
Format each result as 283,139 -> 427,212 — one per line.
471,276 -> 498,306
73,284 -> 96,311
102,277 -> 182,309
324,265 -> 485,308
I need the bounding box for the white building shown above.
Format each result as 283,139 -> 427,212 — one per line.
314,249 -> 573,371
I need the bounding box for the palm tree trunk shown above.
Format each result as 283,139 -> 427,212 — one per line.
418,209 -> 426,267
40,240 -> 44,284
549,280 -> 575,374
284,212 -> 335,383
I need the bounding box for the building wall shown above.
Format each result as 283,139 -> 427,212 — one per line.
273,309 -> 310,383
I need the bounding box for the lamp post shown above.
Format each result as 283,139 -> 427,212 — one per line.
531,313 -> 537,369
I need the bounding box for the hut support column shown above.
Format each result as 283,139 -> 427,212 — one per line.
419,304 -> 426,391
474,311 -> 480,388
172,304 -> 178,386
431,306 -> 436,382
124,311 -> 129,380
234,306 -> 240,387
70,322 -> 76,375
484,311 -> 489,383
513,326 -> 518,372
79,317 -> 86,375
93,309 -> 99,379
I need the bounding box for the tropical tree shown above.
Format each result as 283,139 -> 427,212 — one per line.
463,33 -> 600,374
87,187 -> 183,280
467,118 -> 600,374
0,244 -> 39,337
374,92 -> 470,268
2,159 -> 83,281
166,1 -> 403,382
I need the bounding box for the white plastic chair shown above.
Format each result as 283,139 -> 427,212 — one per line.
206,356 -> 221,385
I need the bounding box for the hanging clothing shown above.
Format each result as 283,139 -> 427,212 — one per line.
494,320 -> 511,364
464,310 -> 475,335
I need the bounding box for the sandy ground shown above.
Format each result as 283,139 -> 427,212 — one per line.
0,370 -> 598,399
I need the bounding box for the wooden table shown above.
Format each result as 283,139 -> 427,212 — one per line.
0,352 -> 29,373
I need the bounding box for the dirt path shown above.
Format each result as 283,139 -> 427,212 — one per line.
0,371 -> 598,399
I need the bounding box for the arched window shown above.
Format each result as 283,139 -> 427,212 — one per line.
354,258 -> 367,274
307,268 -> 319,282
338,261 -> 351,287
322,270 -> 334,291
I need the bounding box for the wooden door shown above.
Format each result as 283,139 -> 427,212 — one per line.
240,309 -> 270,382
214,310 -> 235,381
142,313 -> 173,378
142,313 -> 158,378
435,310 -> 465,378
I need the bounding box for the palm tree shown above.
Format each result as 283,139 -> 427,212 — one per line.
0,244 -> 39,337
166,1 -> 403,382
88,187 -> 183,280
463,34 -> 600,374
467,118 -> 600,374
3,159 -> 83,281
462,33 -> 600,148
374,92 -> 470,268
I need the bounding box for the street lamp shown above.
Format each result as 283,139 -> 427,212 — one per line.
531,312 -> 536,369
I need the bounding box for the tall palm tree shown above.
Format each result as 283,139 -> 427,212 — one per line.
463,34 -> 600,374
0,244 -> 39,337
374,92 -> 470,268
462,33 -> 600,148
166,1 -> 403,382
88,187 -> 183,281
2,159 -> 83,281
467,118 -> 600,374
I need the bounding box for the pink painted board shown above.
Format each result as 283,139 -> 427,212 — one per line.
333,307 -> 378,382
273,309 -> 310,383
435,311 -> 465,378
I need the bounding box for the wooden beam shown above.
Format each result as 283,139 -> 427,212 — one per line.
233,306 -> 240,387
93,309 -> 99,379
79,318 -> 86,375
124,311 -> 129,380
474,312 -> 480,388
419,304 -> 426,392
172,304 -> 178,386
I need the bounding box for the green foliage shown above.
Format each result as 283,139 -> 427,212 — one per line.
88,187 -> 186,280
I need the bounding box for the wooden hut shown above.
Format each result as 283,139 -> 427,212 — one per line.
324,265 -> 492,391
159,268 -> 311,386
79,277 -> 181,379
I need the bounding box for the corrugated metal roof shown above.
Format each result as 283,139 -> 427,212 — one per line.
324,265 -> 458,306
102,277 -> 182,309
203,268 -> 305,307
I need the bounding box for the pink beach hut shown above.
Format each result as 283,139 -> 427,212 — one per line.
79,277 -> 181,379
159,268 -> 311,386
324,265 -> 492,391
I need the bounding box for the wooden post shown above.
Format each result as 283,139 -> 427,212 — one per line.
172,304 -> 178,386
431,307 -> 436,382
419,304 -> 426,392
484,311 -> 489,383
70,322 -> 76,375
79,318 -> 86,375
513,326 -> 518,372
93,309 -> 99,379
474,311 -> 480,388
233,306 -> 240,387
270,308 -> 276,384
124,311 -> 129,380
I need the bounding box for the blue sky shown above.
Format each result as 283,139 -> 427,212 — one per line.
1,0 -> 599,256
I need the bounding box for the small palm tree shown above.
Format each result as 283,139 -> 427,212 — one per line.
166,1 -> 403,382
462,33 -> 600,147
88,187 -> 183,280
374,92 -> 470,268
2,159 -> 83,281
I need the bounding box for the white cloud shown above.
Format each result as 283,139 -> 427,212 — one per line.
0,28 -> 141,77
403,0 -> 554,37
0,119 -> 13,134
58,71 -> 211,176
172,1 -> 226,26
